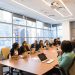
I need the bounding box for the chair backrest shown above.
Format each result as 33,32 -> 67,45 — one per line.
60,67 -> 66,75
68,57 -> 75,75
27,44 -> 31,49
1,48 -> 10,59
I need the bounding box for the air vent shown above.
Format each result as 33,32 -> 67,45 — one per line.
48,15 -> 55,17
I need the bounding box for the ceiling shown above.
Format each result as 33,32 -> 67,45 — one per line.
0,0 -> 75,24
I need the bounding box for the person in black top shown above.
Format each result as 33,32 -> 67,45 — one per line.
10,42 -> 21,75
10,42 -> 19,56
57,38 -> 61,46
19,41 -> 30,55
44,40 -> 50,50
53,39 -> 58,46
38,40 -> 44,50
31,40 -> 39,51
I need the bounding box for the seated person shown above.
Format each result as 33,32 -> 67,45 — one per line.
44,40 -> 50,49
10,42 -> 19,57
49,38 -> 54,47
46,40 -> 75,75
31,40 -> 39,51
57,38 -> 61,46
10,42 -> 21,75
38,40 -> 44,50
53,39 -> 58,46
19,41 -> 30,55
58,40 -> 75,75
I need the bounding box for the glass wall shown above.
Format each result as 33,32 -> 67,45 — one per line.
0,9 -> 62,51
51,24 -> 62,40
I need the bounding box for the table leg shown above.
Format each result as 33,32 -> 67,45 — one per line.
0,64 -> 3,75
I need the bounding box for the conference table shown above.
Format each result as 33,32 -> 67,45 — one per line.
0,47 -> 59,75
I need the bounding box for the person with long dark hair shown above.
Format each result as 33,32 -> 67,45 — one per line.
19,41 -> 30,55
10,42 -> 19,56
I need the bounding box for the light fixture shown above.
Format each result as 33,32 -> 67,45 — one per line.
42,0 -> 72,17
11,0 -> 56,21
54,9 -> 64,17
59,0 -> 72,16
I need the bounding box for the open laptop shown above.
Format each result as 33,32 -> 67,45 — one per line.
38,53 -> 54,63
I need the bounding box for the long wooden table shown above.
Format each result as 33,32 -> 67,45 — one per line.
0,48 -> 58,75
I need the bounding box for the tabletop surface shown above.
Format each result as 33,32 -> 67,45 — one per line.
0,47 -> 58,75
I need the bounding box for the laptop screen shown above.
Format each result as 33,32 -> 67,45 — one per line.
38,53 -> 47,61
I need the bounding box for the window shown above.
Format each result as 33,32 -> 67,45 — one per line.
0,23 -> 12,37
13,25 -> 26,37
36,21 -> 43,28
57,25 -> 62,37
43,30 -> 49,37
44,38 -> 49,42
13,37 -> 26,45
13,17 -> 26,25
37,29 -> 43,37
27,20 -> 36,27
26,27 -> 36,37
51,26 -> 57,38
0,10 -> 12,23
27,38 -> 36,44
0,9 -> 63,50
0,38 -> 12,51
44,24 -> 50,30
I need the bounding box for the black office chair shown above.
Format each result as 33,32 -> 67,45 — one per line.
67,57 -> 75,75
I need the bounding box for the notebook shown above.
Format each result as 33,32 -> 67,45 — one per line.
38,53 -> 54,63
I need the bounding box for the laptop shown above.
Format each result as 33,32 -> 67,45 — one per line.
38,53 -> 54,63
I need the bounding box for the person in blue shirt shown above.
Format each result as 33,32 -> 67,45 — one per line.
45,40 -> 75,75
58,40 -> 75,75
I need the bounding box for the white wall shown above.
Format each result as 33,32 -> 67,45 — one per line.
62,21 -> 71,41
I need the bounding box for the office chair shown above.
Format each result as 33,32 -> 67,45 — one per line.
1,47 -> 20,75
1,47 -> 10,75
68,57 -> 75,75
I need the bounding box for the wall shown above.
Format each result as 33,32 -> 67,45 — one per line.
70,21 -> 75,40
62,21 -> 71,41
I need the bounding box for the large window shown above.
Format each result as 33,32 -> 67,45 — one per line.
51,24 -> 62,39
0,10 -> 12,23
26,27 -> 36,37
0,23 -> 12,37
27,20 -> 36,27
0,38 -> 12,50
57,25 -> 62,38
13,26 -> 26,37
36,21 -> 43,28
37,29 -> 43,37
13,16 -> 26,25
0,9 -> 62,51
43,30 -> 49,37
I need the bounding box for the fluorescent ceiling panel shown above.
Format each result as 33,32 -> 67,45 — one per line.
42,0 -> 72,17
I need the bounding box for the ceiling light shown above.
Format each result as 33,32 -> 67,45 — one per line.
42,0 -> 51,6
42,0 -> 72,17
54,9 -> 64,17
59,0 -> 72,16
11,0 -> 56,21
